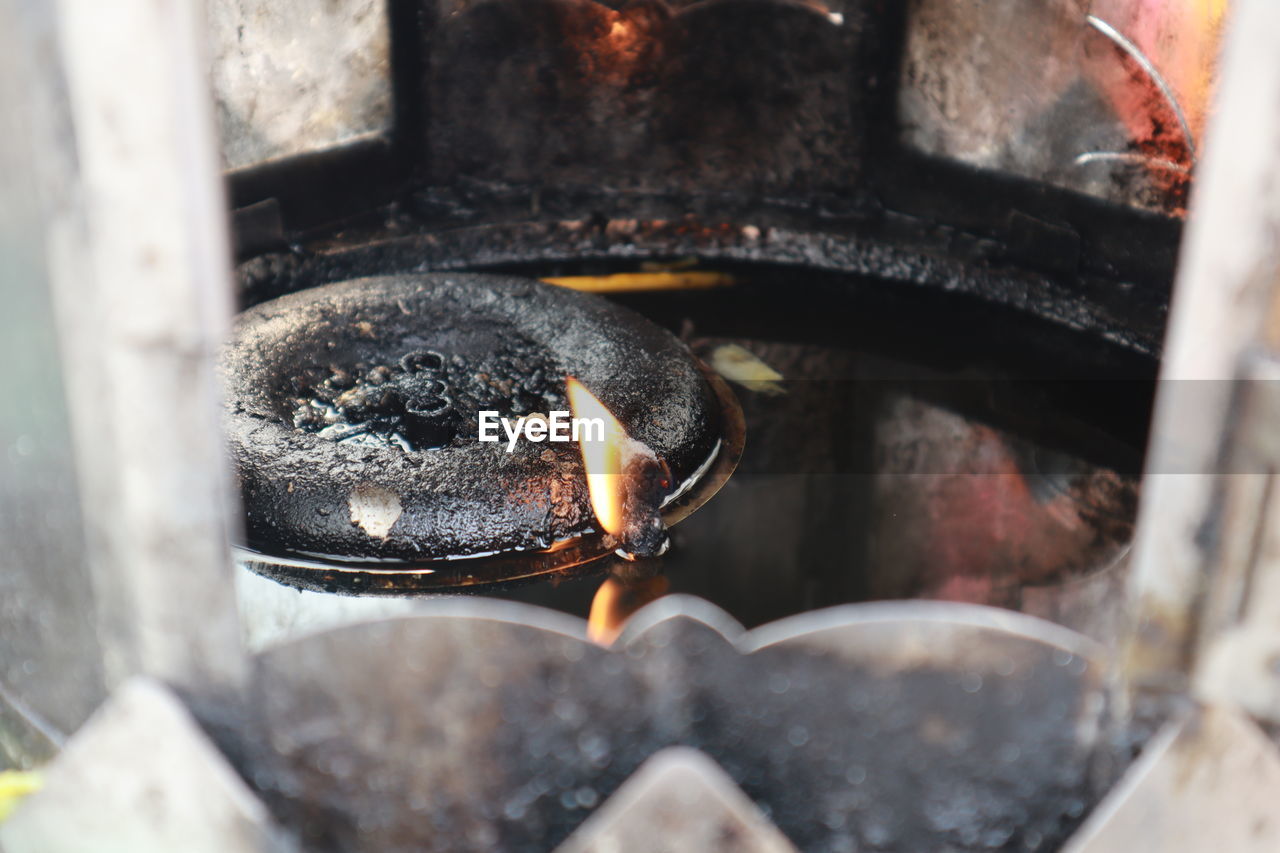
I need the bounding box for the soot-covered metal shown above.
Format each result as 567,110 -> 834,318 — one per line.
221,273 -> 725,569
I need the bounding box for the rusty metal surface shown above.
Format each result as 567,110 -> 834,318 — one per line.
899,0 -> 1219,215
209,0 -> 392,170
427,0 -> 869,195
1062,704 -> 1280,853
222,273 -> 724,565
236,597 -> 1109,852
0,679 -> 295,853
553,747 -> 800,853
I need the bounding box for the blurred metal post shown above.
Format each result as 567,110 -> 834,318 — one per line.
0,0 -> 103,766
1123,0 -> 1280,717
52,0 -> 245,694
0,0 -> 247,726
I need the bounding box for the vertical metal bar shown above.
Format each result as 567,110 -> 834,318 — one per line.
0,0 -> 105,763
1123,0 -> 1280,699
41,0 -> 246,694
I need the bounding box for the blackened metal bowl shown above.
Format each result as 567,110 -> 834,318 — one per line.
221,273 -> 727,567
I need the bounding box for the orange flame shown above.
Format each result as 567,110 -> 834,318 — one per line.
566,377 -> 627,536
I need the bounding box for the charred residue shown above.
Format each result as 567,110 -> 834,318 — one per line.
288,342 -> 566,453
221,272 -> 724,569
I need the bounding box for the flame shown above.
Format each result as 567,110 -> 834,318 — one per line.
566,377 -> 627,536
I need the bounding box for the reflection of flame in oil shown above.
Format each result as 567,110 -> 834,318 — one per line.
566,376 -> 626,536
587,574 -> 670,646
587,576 -> 625,644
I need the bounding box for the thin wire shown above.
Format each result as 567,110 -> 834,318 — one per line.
1085,13 -> 1197,164
1073,150 -> 1192,174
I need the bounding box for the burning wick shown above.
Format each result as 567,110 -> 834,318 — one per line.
566,377 -> 672,559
